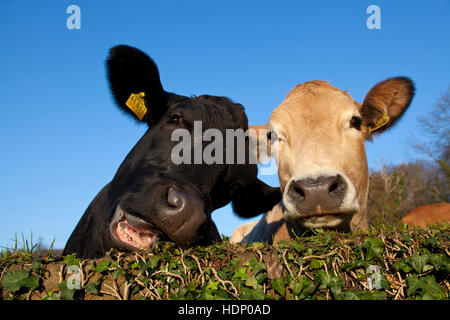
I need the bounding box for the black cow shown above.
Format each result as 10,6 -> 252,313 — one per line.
63,45 -> 281,258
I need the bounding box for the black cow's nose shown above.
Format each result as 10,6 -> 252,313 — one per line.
288,175 -> 347,214
167,187 -> 184,209
157,186 -> 220,247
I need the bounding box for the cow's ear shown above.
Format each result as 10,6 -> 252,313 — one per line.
248,125 -> 271,163
106,45 -> 168,125
360,77 -> 415,138
231,179 -> 282,218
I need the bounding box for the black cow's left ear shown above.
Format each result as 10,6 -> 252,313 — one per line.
360,77 -> 415,138
106,45 -> 168,125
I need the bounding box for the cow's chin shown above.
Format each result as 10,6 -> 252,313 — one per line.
110,206 -> 162,251
298,214 -> 349,229
285,211 -> 353,232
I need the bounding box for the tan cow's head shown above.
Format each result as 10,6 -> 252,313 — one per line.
253,77 -> 414,233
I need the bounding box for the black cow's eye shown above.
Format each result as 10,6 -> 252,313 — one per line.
168,114 -> 183,126
350,116 -> 362,130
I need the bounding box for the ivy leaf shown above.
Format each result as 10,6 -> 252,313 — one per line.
63,254 -> 81,267
93,260 -> 110,273
289,278 -> 304,296
309,259 -> 323,270
362,237 -> 385,261
343,259 -> 370,271
298,276 -> 316,299
406,274 -> 446,299
406,254 -> 429,273
58,280 -> 76,300
356,290 -> 388,300
84,283 -> 99,295
249,257 -> 266,275
393,260 -> 413,273
1,269 -> 39,293
315,270 -> 329,290
328,277 -> 345,297
245,275 -> 259,289
205,281 -> 219,291
291,241 -> 305,253
271,277 -> 286,298
429,254 -> 450,273
240,287 -> 265,300
315,270 -> 344,297
233,267 -> 248,280
406,274 -> 422,296
31,260 -> 43,271
336,291 -> 360,300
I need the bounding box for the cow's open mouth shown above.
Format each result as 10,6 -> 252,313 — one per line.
110,206 -> 161,250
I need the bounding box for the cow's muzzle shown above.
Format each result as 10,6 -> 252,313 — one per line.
283,172 -> 359,229
110,186 -> 220,251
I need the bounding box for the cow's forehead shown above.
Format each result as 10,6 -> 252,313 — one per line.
269,81 -> 359,129
169,95 -> 247,129
170,95 -> 242,113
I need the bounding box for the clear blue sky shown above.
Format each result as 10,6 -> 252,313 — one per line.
1,1 -> 449,250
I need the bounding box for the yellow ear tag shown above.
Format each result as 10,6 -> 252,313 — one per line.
125,92 -> 147,120
370,111 -> 390,132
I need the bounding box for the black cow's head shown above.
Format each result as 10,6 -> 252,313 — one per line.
63,45 -> 281,258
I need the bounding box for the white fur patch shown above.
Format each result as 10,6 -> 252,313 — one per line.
300,215 -> 346,229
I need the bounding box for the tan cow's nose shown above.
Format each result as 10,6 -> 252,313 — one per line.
287,175 -> 347,214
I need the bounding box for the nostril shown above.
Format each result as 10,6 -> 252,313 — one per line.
327,175 -> 346,196
329,181 -> 339,193
292,181 -> 306,198
294,184 -> 305,197
167,187 -> 183,208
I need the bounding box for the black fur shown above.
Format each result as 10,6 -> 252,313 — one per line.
63,45 -> 281,258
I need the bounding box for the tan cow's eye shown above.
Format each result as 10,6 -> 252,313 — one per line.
350,116 -> 362,130
268,130 -> 280,143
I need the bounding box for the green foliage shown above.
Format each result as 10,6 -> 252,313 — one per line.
406,274 -> 446,300
57,280 -> 77,300
362,237 -> 385,261
0,224 -> 448,300
1,269 -> 39,294
63,254 -> 81,267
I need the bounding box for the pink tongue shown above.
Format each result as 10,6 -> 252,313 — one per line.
117,221 -> 153,249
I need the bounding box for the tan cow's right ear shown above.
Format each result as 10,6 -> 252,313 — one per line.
248,124 -> 271,163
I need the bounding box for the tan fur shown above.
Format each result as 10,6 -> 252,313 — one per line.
232,78 -> 414,244
402,202 -> 450,227
248,124 -> 271,162
231,205 -> 290,243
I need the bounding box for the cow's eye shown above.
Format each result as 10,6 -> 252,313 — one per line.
268,130 -> 281,143
350,116 -> 362,130
168,114 -> 183,126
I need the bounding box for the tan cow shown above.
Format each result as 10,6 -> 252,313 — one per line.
402,202 -> 450,227
231,77 -> 415,243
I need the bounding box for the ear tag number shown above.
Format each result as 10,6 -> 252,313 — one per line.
126,92 -> 147,120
